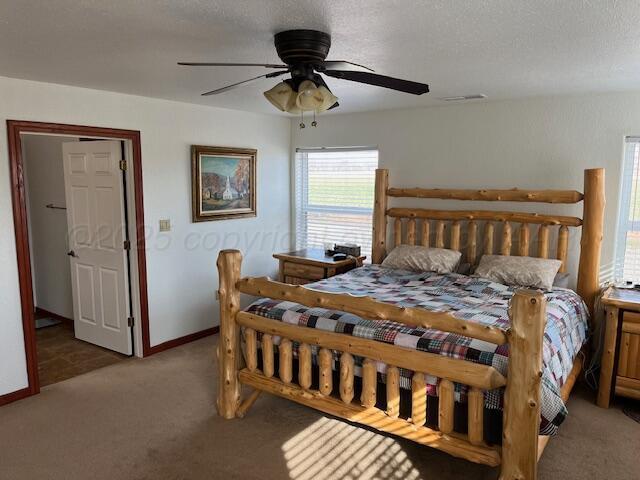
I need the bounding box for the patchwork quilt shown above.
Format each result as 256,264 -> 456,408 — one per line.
245,265 -> 588,436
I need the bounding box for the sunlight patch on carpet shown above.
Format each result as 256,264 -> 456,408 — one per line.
281,417 -> 422,480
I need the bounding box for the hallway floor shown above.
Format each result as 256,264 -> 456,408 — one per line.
36,320 -> 128,386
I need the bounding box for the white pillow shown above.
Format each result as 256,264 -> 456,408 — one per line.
474,255 -> 562,290
382,245 -> 462,274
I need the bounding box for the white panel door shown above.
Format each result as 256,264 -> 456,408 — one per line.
62,141 -> 132,354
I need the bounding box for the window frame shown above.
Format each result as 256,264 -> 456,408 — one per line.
293,146 -> 379,257
615,136 -> 640,282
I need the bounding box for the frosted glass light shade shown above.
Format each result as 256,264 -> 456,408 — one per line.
264,79 -> 338,114
296,80 -> 324,111
316,86 -> 338,112
263,82 -> 297,112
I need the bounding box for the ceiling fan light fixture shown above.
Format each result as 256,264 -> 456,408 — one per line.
263,81 -> 297,111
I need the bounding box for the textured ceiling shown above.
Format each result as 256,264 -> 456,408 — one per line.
1,0 -> 640,115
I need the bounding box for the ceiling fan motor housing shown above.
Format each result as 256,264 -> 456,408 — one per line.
274,29 -> 331,66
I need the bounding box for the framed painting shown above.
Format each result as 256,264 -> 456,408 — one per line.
191,145 -> 257,222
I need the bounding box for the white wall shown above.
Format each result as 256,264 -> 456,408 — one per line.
23,135 -> 76,319
0,76 -> 291,396
291,93 -> 639,283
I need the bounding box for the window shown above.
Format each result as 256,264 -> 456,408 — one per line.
616,137 -> 640,281
295,147 -> 379,259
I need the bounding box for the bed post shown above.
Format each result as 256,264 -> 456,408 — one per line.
216,249 -> 242,419
576,168 -> 605,317
500,290 -> 546,480
372,168 -> 389,264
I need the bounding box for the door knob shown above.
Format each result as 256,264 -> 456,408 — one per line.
67,250 -> 78,258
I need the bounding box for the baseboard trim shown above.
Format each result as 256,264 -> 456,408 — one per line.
0,386 -> 33,407
147,326 -> 219,356
35,307 -> 73,325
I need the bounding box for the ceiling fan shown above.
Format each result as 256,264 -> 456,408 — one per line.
178,29 -> 429,125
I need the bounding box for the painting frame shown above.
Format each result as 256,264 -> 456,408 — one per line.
191,145 -> 257,222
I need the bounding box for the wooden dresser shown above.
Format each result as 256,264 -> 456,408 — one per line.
597,286 -> 640,407
273,248 -> 365,285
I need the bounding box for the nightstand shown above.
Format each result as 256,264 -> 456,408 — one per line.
597,286 -> 640,407
273,248 -> 365,285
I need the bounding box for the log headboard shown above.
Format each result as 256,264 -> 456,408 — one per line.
371,168 -> 605,315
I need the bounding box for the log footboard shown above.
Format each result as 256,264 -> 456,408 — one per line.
216,249 -> 550,479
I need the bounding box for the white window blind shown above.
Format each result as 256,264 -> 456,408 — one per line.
295,147 -> 379,259
616,137 -> 640,282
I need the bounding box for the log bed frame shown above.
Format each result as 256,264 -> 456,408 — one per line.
216,168 -> 605,479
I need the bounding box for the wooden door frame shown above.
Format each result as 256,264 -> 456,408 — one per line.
4,120 -> 152,405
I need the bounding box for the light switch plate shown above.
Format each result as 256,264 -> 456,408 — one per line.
159,219 -> 171,232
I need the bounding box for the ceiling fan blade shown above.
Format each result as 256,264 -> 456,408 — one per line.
201,70 -> 288,96
323,70 -> 429,95
321,61 -> 374,72
178,62 -> 287,68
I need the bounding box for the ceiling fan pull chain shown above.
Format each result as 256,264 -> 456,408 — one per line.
299,111 -> 305,129
312,111 -> 317,127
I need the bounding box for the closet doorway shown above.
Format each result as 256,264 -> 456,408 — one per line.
7,121 -> 151,400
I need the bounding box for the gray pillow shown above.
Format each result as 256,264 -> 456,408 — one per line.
474,255 -> 562,290
382,245 -> 462,274
462,264 -> 570,285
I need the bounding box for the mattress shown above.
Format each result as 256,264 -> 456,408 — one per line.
244,265 -> 588,442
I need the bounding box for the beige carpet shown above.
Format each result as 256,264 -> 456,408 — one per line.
1,336 -> 638,480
